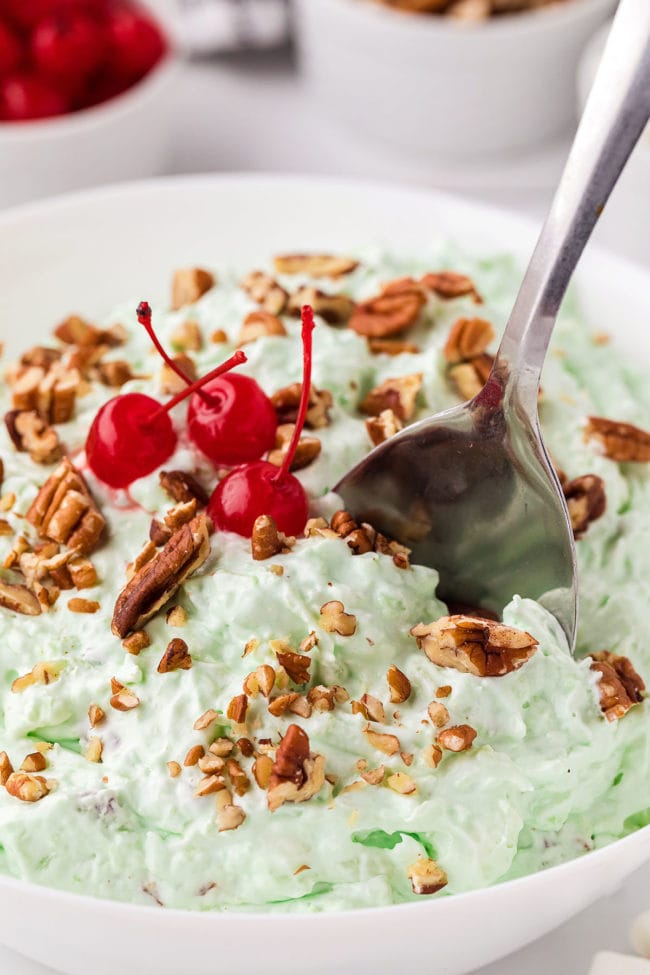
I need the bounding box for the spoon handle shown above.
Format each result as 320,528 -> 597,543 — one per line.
495,0 -> 650,407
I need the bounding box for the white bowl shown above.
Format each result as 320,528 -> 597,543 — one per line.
0,21 -> 180,209
294,0 -> 615,159
1,174 -> 650,975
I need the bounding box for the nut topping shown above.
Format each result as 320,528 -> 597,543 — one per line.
240,270 -> 288,316
407,858 -> 448,895
26,458 -> 106,555
319,600 -> 357,636
421,271 -> 482,303
238,311 -> 287,346
5,772 -> 50,802
160,354 -> 196,395
171,267 -> 215,310
287,286 -> 354,325
11,660 -> 62,693
110,685 -> 140,712
171,320 -> 203,353
271,383 -> 333,430
443,317 -> 495,364
0,752 -> 14,786
10,362 -> 79,424
561,473 -> 606,539
387,665 -> 411,704
273,254 -> 359,278
350,291 -> 425,338
359,373 -> 423,422
158,638 -> 193,673
448,354 -> 494,400
159,470 -> 209,507
267,724 -> 326,812
267,423 -> 321,471
364,726 -> 400,755
0,580 -> 42,616
367,338 -> 421,356
5,410 -> 62,465
251,514 -> 294,561
366,408 -> 403,447
276,651 -> 311,685
585,416 -> 650,463
411,615 -> 538,677
590,651 -> 645,722
227,694 -> 248,724
112,514 -> 211,638
387,772 -> 417,795
437,724 -> 477,752
122,630 -> 151,655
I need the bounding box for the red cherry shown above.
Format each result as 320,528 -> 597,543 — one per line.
4,0 -> 107,30
32,12 -> 106,90
188,374 -> 277,467
0,21 -> 23,77
208,305 -> 315,537
0,72 -> 68,121
86,301 -> 246,489
106,6 -> 167,82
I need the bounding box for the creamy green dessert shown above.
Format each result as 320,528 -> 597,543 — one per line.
0,246 -> 648,912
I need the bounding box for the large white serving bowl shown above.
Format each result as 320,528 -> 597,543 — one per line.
1,175 -> 649,975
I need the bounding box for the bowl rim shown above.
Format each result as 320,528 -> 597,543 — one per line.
0,171 -> 649,927
0,50 -> 180,144
302,0 -> 615,38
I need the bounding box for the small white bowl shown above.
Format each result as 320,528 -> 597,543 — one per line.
294,0 -> 615,159
0,31 -> 180,209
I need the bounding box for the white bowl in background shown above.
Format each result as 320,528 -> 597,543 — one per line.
293,0 -> 615,159
0,7 -> 180,210
578,20 -> 650,267
1,174 -> 650,975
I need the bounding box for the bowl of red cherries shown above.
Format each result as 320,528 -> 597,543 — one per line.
0,0 -> 178,207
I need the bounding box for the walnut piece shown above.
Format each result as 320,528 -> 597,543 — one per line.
407,858 -> 448,895
267,423 -> 322,471
5,410 -> 62,465
271,383 -> 333,430
158,638 -> 192,673
590,651 -> 645,722
112,514 -> 211,638
171,267 -> 215,310
238,311 -> 287,346
561,473 -> 606,539
410,615 -> 538,677
267,724 -> 326,812
585,416 -> 650,463
240,270 -> 288,315
443,317 -> 495,364
26,458 -> 106,555
359,374 -> 422,422
350,290 -> 425,338
366,408 -> 403,447
273,254 -> 359,278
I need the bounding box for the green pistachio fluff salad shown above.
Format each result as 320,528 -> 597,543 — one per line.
0,245 -> 649,913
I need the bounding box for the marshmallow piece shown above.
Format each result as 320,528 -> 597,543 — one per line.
632,910 -> 650,958
589,952 -> 650,974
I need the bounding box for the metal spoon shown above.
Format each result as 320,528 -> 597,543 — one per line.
336,0 -> 650,648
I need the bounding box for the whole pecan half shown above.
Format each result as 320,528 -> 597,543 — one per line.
349,291 -> 425,338
410,615 -> 538,677
112,514 -> 211,638
421,271 -> 482,303
585,416 -> 650,463
590,651 -> 645,722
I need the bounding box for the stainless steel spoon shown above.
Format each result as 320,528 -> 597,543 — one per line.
336,0 -> 650,649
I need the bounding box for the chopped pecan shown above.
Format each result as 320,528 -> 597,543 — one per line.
167,761 -> 182,778
411,615 -> 538,677
94,360 -> 139,388
423,744 -> 443,768
122,629 -> 151,655
387,772 -> 417,795
271,383 -> 333,430
54,315 -> 124,347
437,724 -> 476,752
0,580 -> 42,616
562,474 -> 606,539
240,270 -> 288,315
158,638 -> 192,673
253,754 -> 274,789
68,597 -> 99,614
159,470 -> 209,507
194,709 -> 218,731
211,329 -> 227,344
12,660 -> 62,692
387,665 -> 411,704
26,458 -> 106,555
216,789 -> 247,831
421,271 -> 482,303
0,752 -> 13,786
160,353 -> 197,395
171,320 -> 203,353
111,514 -> 211,638
267,423 -> 321,471
277,651 -> 311,685
359,373 -> 422,422
88,704 -> 105,727
251,514 -> 293,561
361,765 -> 385,785
364,726 -> 400,755
448,353 -> 494,400
5,772 -> 50,802
227,694 -> 248,724
368,338 -> 421,356
319,600 -> 357,636
10,362 -> 79,424
443,317 -> 495,364
428,701 -> 449,727
590,651 -> 645,722
238,311 -> 287,346
109,683 -> 140,711
68,555 -> 98,590
307,685 -> 336,712
585,416 -> 650,463
171,267 -> 215,310
84,738 -> 103,763
184,745 -> 205,767
366,408 -> 403,446
20,346 -> 62,371
407,858 -> 448,895
273,254 -> 358,278
150,498 -> 199,546
20,751 -> 47,773
350,291 -> 425,338
166,605 -> 187,627
287,286 -> 354,325
267,724 -> 326,812
5,410 -> 62,465
352,693 -> 385,723
226,758 -> 249,796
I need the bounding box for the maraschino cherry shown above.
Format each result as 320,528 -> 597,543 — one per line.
86,303 -> 246,489
208,306 -> 315,538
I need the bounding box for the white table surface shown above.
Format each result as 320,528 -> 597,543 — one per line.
2,51 -> 649,975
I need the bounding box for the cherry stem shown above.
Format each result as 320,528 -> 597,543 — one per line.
274,305 -> 315,484
150,350 -> 247,420
137,300 -> 211,403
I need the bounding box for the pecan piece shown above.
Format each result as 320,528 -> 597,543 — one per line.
387,665 -> 411,704
5,772 -> 50,802
366,408 -> 403,447
273,254 -> 358,278
359,373 -> 422,422
171,267 -> 215,310
437,724 -> 476,752
5,410 -> 62,465
267,724 -> 326,812
159,470 -> 209,507
276,650 -> 311,685
271,383 -> 333,430
267,423 -> 321,471
26,458 -> 106,555
585,416 -> 650,463
443,317 -> 495,364
238,311 -> 287,346
171,320 -> 203,353
10,362 -> 79,424
410,615 -> 538,677
319,600 -> 357,636
158,638 -> 192,673
240,270 -> 288,315
54,315 -> 124,347
287,287 -> 354,325
448,353 -> 494,400
421,271 -> 482,303
590,651 -> 645,722
0,580 -> 41,616
367,338 -> 420,356
349,291 -> 425,338
160,353 -> 197,396
111,514 -> 211,638
407,858 -> 448,895
562,474 -> 606,539
252,514 -> 283,561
